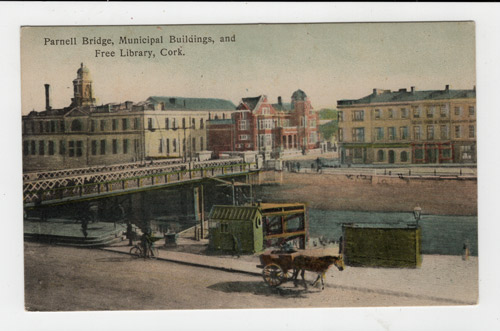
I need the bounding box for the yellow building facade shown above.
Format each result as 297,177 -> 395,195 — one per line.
337,86 -> 476,164
22,64 -> 235,172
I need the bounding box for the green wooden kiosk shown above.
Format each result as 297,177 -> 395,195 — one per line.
342,222 -> 422,268
208,205 -> 264,254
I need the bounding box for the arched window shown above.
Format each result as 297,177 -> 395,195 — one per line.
377,150 -> 384,162
401,151 -> 408,162
71,119 -> 83,132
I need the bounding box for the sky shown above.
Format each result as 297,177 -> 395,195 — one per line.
21,22 -> 476,114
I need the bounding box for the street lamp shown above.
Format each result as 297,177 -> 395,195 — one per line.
413,206 -> 422,226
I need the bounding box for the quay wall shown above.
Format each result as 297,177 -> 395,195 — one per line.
255,171 -> 477,216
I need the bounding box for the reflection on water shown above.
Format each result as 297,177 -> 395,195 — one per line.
308,210 -> 478,256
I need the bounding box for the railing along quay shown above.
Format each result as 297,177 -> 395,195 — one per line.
23,158 -> 256,205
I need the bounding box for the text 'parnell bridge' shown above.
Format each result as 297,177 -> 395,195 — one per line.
23,158 -> 258,207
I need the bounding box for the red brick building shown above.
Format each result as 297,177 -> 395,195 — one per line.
207,89 -> 320,157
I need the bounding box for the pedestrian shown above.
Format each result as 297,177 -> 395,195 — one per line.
81,217 -> 89,239
462,241 -> 470,261
126,221 -> 134,246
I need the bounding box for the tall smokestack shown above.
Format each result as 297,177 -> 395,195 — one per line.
44,84 -> 51,111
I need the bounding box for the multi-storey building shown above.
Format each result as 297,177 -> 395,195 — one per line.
337,86 -> 476,164
207,90 -> 320,157
22,64 -> 236,172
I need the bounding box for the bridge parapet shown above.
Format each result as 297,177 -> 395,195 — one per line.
23,158 -> 258,206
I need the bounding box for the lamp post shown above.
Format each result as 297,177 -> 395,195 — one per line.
413,206 -> 422,226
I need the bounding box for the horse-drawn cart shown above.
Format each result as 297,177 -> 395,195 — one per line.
257,249 -> 344,288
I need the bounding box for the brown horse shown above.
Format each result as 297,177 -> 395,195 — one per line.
292,255 -> 344,290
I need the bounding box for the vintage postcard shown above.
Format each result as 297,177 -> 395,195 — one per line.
21,22 -> 478,314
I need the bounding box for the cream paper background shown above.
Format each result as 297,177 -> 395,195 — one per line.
1,2 -> 499,331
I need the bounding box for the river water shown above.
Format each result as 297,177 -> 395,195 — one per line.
308,209 -> 478,256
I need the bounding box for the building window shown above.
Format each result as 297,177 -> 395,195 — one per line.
455,125 -> 461,138
148,118 -> 153,130
220,223 -> 229,233
261,107 -> 270,114
183,138 -> 186,153
440,106 -> 449,118
400,108 -> 409,119
100,120 -> 106,131
413,107 -> 421,119
166,139 -> 170,154
44,121 -> 49,133
388,109 -> 394,119
454,106 -> 462,116
90,120 -> 96,132
172,118 -> 177,129
59,120 -> 65,132
123,139 -> 128,154
68,141 -> 74,157
440,125 -> 449,139
100,140 -> 106,155
31,141 -> 36,155
352,110 -> 364,121
59,141 -> 65,155
239,120 -> 248,130
310,119 -> 316,128
38,141 -> 45,156
50,121 -> 56,133
192,137 -> 196,152
200,118 -> 204,129
426,107 -> 434,118
353,148 -> 362,158
76,141 -> 83,157
165,118 -> 170,129
71,119 -> 83,131
122,118 -> 129,130
23,141 -> 29,155
469,106 -> 475,116
222,113 -> 226,120
461,145 -> 473,160
388,127 -> 396,140
200,137 -> 204,150
182,118 -> 186,129
352,128 -> 365,142
239,135 -> 249,141
173,139 -> 177,152
192,118 -> 196,129
91,140 -> 97,155
112,139 -> 118,154
377,150 -> 384,162
39,122 -> 44,133
427,125 -> 434,140
469,125 -> 475,138
48,141 -> 55,155
337,111 -> 344,122
31,121 -> 35,133
413,126 -> 421,140
374,109 -> 381,119
159,139 -> 163,153
134,118 -> 140,130
401,151 -> 408,162
400,126 -> 409,140
112,119 -> 118,131
375,127 -> 384,140
338,128 -> 343,142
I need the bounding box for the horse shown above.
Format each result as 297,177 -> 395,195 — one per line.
292,255 -> 344,290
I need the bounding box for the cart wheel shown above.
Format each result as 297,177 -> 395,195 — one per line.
130,246 -> 141,258
284,269 -> 294,281
262,264 -> 285,287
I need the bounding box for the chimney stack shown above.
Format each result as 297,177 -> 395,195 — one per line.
278,96 -> 282,106
44,84 -> 51,111
411,86 -> 416,94
445,84 -> 450,91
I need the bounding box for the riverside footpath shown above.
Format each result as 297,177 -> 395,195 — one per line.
103,234 -> 478,306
